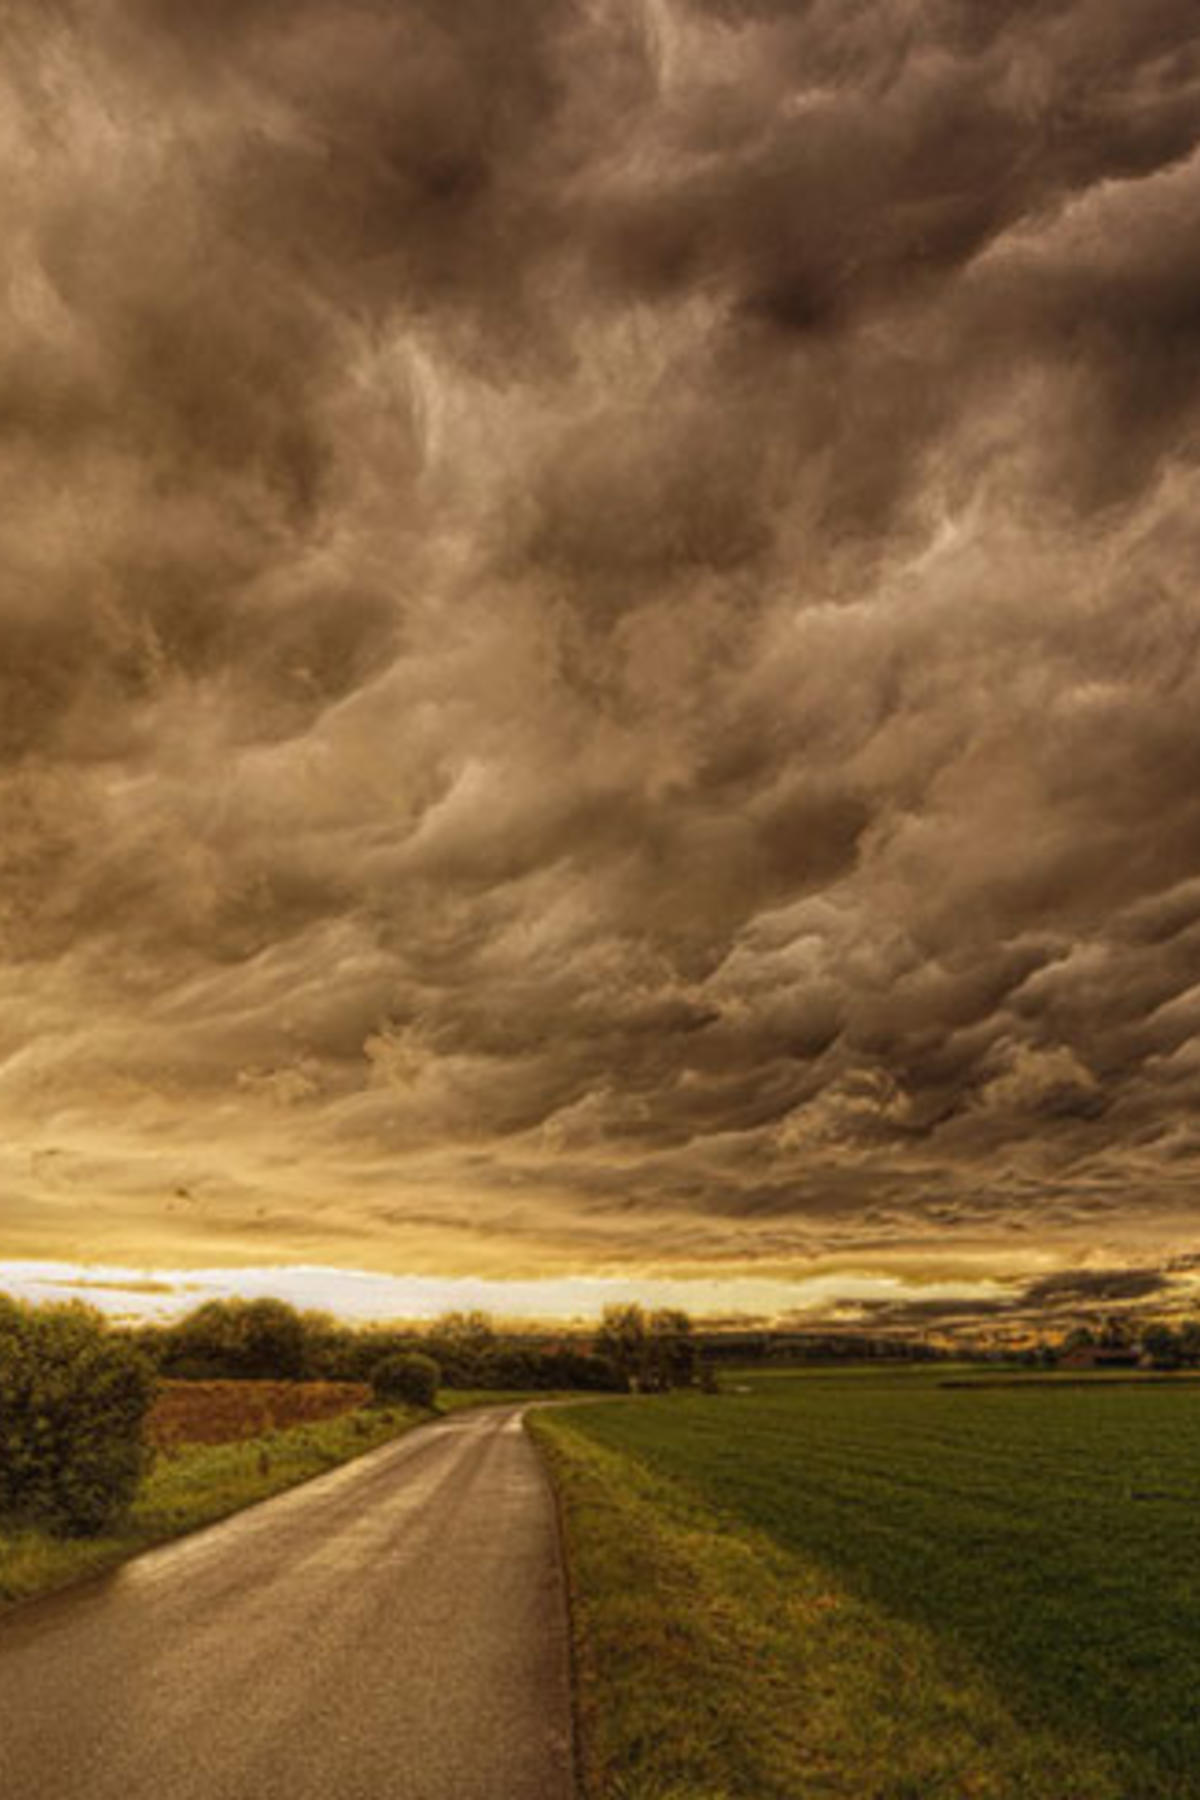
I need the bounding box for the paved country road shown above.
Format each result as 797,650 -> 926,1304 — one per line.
0,1405 -> 576,1800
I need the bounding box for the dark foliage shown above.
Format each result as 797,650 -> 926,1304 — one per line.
132,1301 -> 629,1392
594,1304 -> 697,1392
150,1298 -> 309,1380
370,1351 -> 440,1408
0,1298 -> 156,1535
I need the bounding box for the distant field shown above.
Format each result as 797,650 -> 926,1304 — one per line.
149,1379 -> 369,1449
538,1368 -> 1200,1800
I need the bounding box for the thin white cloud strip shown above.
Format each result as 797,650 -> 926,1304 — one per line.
0,1259 -> 1007,1325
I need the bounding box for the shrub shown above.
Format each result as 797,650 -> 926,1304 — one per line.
158,1298 -> 309,1380
0,1298 -> 156,1535
370,1351 -> 440,1409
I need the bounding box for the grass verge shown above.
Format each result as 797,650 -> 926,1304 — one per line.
436,1387 -> 581,1414
531,1408 -> 1126,1800
0,1401 -> 430,1610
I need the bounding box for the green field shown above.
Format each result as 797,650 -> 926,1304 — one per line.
536,1368 -> 1200,1800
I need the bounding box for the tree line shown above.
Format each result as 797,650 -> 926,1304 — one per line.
0,1295 -> 703,1539
120,1300 -> 652,1390
113,1297 -> 705,1392
1062,1319 -> 1200,1369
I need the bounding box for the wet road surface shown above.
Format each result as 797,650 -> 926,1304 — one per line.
0,1405 -> 575,1800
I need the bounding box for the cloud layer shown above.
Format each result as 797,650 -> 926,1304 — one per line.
2,0 -> 1200,1299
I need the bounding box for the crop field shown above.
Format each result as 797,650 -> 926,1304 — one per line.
148,1379 -> 369,1450
536,1368 -> 1200,1800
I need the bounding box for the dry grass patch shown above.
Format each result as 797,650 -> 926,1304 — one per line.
148,1379 -> 369,1449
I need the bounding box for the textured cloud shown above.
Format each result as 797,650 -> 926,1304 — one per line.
836,1262 -> 1192,1340
2,0 -> 1199,1298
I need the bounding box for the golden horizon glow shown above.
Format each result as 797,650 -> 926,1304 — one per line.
3,1258 -> 1197,1341
0,1257 -> 1011,1325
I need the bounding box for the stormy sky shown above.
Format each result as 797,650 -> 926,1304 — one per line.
3,0 -> 1200,1319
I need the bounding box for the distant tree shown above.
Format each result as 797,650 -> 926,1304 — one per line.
1178,1320 -> 1200,1368
476,1344 -> 627,1392
0,1298 -> 155,1535
646,1310 -> 697,1390
1098,1314 -> 1132,1351
293,1309 -> 345,1379
346,1328 -> 420,1383
162,1298 -> 308,1380
238,1299 -> 309,1378
425,1311 -> 498,1385
371,1352 -> 440,1409
595,1304 -> 649,1388
1142,1323 -> 1181,1370
594,1304 -> 696,1391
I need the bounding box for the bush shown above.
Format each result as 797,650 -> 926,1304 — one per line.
157,1298 -> 309,1380
0,1298 -> 156,1535
370,1351 -> 440,1409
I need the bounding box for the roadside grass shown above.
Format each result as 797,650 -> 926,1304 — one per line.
532,1409 -> 1125,1800
0,1400 -> 430,1609
542,1370 -> 1200,1800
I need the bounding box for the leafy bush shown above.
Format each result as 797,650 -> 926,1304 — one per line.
370,1351 -> 440,1409
156,1298 -> 309,1380
0,1298 -> 156,1535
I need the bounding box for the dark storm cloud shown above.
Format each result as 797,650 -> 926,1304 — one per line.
834,1264 -> 1185,1337
1020,1267 -> 1174,1308
2,0 -> 1200,1286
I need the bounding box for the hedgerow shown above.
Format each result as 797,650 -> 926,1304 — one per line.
0,1298 -> 156,1535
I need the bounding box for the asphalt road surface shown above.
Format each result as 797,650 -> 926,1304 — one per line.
0,1405 -> 575,1800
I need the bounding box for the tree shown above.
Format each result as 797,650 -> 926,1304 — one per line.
425,1311 -> 497,1385
594,1305 -> 697,1391
1143,1323 -> 1181,1370
162,1298 -> 308,1379
595,1304 -> 648,1388
293,1309 -> 344,1379
371,1352 -> 440,1409
0,1298 -> 156,1535
646,1310 -> 697,1390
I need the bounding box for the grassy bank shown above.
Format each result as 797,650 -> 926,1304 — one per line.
531,1390 -> 1149,1800
553,1369 -> 1200,1796
0,1400 -> 431,1609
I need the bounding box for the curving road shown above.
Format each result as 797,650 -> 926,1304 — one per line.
0,1405 -> 575,1800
